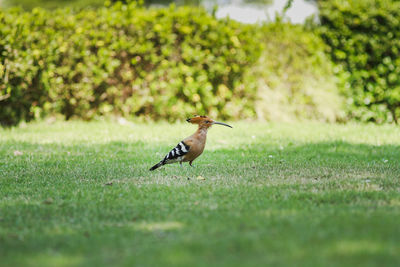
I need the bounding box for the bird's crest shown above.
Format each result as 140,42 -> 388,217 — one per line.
186,115 -> 210,124
186,115 -> 232,128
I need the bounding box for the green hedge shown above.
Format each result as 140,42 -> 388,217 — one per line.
2,0 -> 105,10
319,0 -> 400,123
0,2 -> 261,126
255,22 -> 344,122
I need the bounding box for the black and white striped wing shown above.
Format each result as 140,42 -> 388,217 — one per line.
161,141 -> 190,165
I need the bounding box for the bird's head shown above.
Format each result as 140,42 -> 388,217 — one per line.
186,115 -> 232,129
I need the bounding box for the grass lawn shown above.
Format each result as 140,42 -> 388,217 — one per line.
0,120 -> 399,266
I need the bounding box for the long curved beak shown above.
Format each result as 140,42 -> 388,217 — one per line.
213,121 -> 233,128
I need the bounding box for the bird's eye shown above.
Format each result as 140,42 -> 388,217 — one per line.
206,121 -> 211,123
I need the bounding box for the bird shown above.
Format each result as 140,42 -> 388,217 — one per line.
149,115 -> 232,171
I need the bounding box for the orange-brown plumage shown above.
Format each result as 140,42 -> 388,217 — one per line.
149,115 -> 232,171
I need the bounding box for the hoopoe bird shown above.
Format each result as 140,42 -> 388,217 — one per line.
149,115 -> 232,171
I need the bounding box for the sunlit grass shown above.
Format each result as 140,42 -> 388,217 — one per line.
0,120 -> 399,266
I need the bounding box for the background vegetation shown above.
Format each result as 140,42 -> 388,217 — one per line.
1,0 -> 105,10
255,21 -> 344,122
0,3 -> 261,125
318,0 -> 400,123
1,0 -> 400,125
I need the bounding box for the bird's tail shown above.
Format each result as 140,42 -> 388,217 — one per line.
149,161 -> 163,171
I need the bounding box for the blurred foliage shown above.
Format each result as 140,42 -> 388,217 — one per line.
0,2 -> 261,125
1,0 -> 106,10
2,0 -> 270,10
318,0 -> 400,123
110,0 -> 202,7
5,0 -> 396,125
255,21 -> 344,122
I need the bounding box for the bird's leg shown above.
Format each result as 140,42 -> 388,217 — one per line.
180,161 -> 183,168
189,161 -> 194,167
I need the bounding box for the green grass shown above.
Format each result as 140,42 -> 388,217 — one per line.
1,121 -> 399,267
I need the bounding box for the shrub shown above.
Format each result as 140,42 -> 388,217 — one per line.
255,21 -> 344,122
318,0 -> 400,123
0,2 -> 261,126
2,0 -> 105,10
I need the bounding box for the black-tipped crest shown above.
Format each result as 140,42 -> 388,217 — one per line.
186,115 -> 207,123
186,115 -> 232,128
